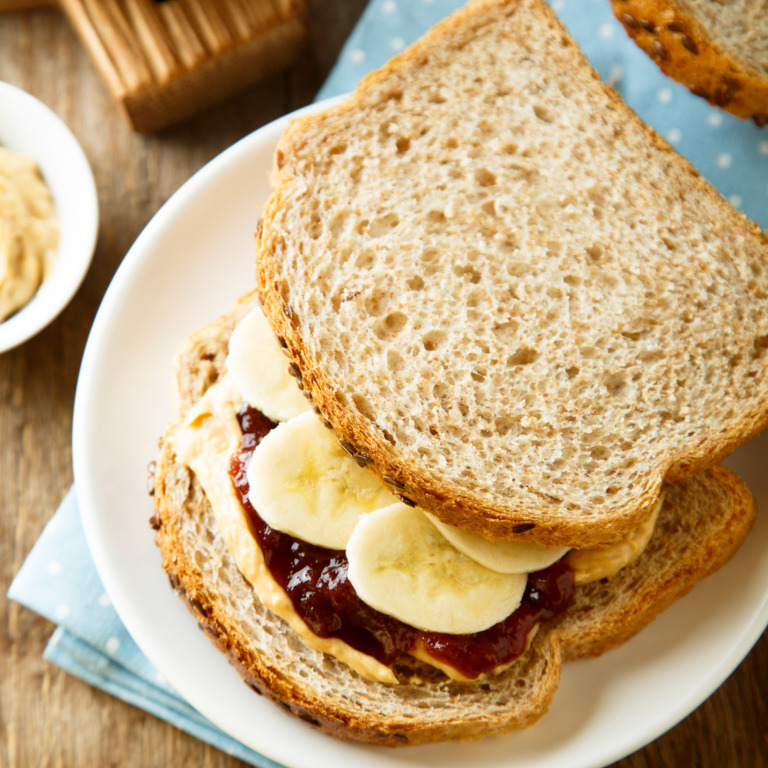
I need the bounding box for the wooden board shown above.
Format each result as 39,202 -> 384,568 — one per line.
0,0 -> 308,131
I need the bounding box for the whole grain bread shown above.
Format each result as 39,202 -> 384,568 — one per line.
152,299 -> 755,745
610,0 -> 768,123
256,0 -> 768,549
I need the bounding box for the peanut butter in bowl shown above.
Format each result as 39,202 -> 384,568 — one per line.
0,80 -> 98,354
0,146 -> 59,323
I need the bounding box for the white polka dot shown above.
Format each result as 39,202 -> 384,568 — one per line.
390,37 -> 405,52
667,128 -> 682,144
729,195 -> 742,208
607,64 -> 624,85
717,153 -> 732,169
551,0 -> 565,10
105,637 -> 120,654
708,112 -> 723,127
759,141 -> 768,155
422,0 -> 435,4
54,604 -> 70,620
382,0 -> 397,13
658,88 -> 673,104
97,593 -> 111,607
599,23 -> 614,38
349,49 -> 365,64
47,560 -> 62,576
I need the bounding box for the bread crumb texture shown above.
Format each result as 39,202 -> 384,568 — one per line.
258,0 -> 768,548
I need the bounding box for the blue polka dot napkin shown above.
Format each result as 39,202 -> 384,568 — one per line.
8,490 -> 283,767
7,0 -> 768,765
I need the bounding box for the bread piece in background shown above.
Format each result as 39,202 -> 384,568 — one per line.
610,0 -> 768,123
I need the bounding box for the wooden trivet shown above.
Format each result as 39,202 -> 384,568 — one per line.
1,0 -> 308,132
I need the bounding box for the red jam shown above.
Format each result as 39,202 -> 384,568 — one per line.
229,403 -> 575,679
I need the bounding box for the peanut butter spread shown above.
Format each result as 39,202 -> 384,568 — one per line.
0,146 -> 59,322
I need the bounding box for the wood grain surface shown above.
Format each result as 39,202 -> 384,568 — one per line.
0,3 -> 766,767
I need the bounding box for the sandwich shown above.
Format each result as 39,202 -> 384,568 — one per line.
609,0 -> 768,124
152,0 -> 765,746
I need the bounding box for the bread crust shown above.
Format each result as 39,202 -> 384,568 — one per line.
256,0 -> 768,549
610,0 -> 768,122
152,299 -> 756,745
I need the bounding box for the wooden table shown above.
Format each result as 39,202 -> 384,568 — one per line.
0,4 -> 765,766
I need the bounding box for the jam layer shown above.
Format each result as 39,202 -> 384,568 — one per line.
230,403 -> 575,679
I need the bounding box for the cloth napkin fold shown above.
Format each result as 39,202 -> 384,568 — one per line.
8,0 -> 768,765
8,490 -> 282,767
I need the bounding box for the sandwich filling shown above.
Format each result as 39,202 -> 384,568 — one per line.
172,306 -> 662,683
230,401 -> 574,680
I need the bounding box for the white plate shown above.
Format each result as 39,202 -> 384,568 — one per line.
73,99 -> 768,768
0,81 -> 98,353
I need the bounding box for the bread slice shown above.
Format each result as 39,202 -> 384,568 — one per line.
152,298 -> 756,745
256,0 -> 768,549
610,0 -> 768,123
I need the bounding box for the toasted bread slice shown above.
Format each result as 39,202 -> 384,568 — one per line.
611,0 -> 768,123
256,0 -> 768,549
151,298 -> 755,745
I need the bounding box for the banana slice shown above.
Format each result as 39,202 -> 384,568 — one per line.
226,306 -> 311,422
246,410 -> 398,549
347,503 -> 527,634
425,513 -> 570,574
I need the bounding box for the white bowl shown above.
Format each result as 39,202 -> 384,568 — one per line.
0,81 -> 98,353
